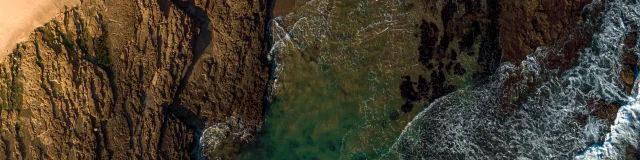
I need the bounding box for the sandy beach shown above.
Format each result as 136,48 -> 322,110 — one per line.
0,0 -> 80,61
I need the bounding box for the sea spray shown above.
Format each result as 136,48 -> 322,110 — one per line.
391,0 -> 640,159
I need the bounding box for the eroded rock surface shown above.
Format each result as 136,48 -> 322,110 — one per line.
401,0 -> 603,113
402,0 -> 634,142
0,0 -> 270,159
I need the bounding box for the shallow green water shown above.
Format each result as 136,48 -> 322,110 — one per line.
240,0 -> 477,159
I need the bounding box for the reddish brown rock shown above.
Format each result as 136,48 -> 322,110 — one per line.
409,0 -> 503,109
621,25 -> 638,93
588,100 -> 621,126
627,146 -> 640,160
409,0 -> 603,115
499,0 -> 592,66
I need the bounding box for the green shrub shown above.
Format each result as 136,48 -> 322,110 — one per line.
61,33 -> 75,49
37,27 -> 58,42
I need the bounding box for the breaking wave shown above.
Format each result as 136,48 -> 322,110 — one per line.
389,0 -> 640,159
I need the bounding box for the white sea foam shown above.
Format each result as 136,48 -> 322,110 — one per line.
263,0 -> 640,159
577,97 -> 640,159
198,115 -> 257,159
391,0 -> 640,159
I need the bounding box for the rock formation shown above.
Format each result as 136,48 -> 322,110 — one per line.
402,0 -> 602,112
403,1 -> 636,152
0,0 -> 270,159
0,0 -> 637,158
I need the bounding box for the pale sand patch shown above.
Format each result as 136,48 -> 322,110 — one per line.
0,0 -> 80,61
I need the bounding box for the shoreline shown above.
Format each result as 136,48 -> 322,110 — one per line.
0,0 -> 80,61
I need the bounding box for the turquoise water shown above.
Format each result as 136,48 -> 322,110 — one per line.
241,0 -> 432,159
240,0 -> 640,159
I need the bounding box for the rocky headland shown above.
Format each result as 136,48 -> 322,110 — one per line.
0,0 -> 270,159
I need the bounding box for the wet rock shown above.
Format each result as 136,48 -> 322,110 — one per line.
621,25 -> 638,94
417,75 -> 430,98
588,100 -> 621,127
412,0 -> 504,106
476,0 -> 502,77
453,63 -> 466,75
498,0 -> 593,66
400,75 -> 419,113
626,146 -> 640,160
403,1 -> 609,129
200,115 -> 257,159
441,2 -> 458,28
418,20 -> 439,68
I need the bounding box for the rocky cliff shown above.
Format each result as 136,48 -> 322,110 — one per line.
0,0 -> 270,159
0,0 -> 637,159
